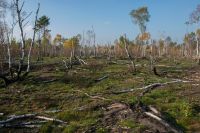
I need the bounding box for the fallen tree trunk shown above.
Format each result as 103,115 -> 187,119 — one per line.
0,114 -> 35,124
0,113 -> 67,128
0,121 -> 46,128
144,112 -> 182,133
112,79 -> 191,95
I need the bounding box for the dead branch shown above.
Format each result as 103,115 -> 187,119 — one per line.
42,79 -> 57,83
148,106 -> 159,114
45,110 -> 61,113
83,92 -> 108,100
95,75 -> 108,82
35,116 -> 67,124
75,56 -> 87,65
74,90 -> 109,101
63,60 -> 69,69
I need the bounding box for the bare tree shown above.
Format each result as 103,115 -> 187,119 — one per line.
119,35 -> 136,73
188,4 -> 200,64
0,0 -> 40,86
27,3 -> 40,72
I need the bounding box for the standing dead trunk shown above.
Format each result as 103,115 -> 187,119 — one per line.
197,36 -> 199,57
15,0 -> 27,78
27,4 -> 40,72
7,43 -> 11,73
196,36 -> 200,65
69,51 -> 73,69
123,35 -> 136,73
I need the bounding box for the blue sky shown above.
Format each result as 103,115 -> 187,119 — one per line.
22,0 -> 200,44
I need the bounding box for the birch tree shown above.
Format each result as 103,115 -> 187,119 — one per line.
130,6 -> 150,57
0,0 -> 40,86
119,35 -> 136,73
188,4 -> 200,64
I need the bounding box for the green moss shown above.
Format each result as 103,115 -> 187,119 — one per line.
39,122 -> 53,133
96,127 -> 109,133
57,111 -> 81,121
119,119 -> 138,128
63,125 -> 78,133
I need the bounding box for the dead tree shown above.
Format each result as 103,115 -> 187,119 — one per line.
0,0 -> 40,86
27,3 -> 40,72
123,35 -> 136,73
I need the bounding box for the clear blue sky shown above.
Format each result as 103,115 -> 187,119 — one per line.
24,0 -> 200,44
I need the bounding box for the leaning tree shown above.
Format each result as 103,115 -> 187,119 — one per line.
119,35 -> 136,73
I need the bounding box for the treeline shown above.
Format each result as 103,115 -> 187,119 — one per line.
0,0 -> 200,86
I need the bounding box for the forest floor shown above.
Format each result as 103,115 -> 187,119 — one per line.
0,57 -> 200,133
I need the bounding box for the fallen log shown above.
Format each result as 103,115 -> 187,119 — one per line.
0,121 -> 46,128
0,114 -> 36,124
144,112 -> 182,133
0,114 -> 67,128
1,124 -> 41,128
112,79 -> 191,95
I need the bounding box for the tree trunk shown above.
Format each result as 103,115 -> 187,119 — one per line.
196,36 -> 199,64
27,4 -> 40,72
124,35 -> 136,73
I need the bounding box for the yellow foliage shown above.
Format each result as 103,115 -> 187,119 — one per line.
53,34 -> 62,44
63,39 -> 73,48
139,32 -> 151,41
